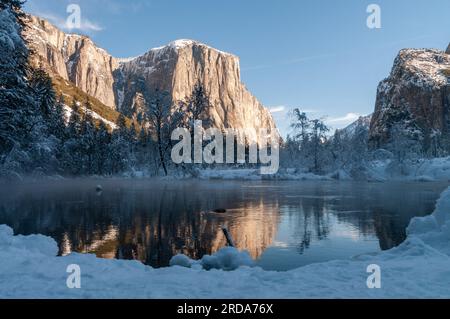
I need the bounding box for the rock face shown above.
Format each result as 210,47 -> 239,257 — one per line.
116,40 -> 278,140
24,16 -> 279,142
341,114 -> 372,138
369,48 -> 450,148
24,15 -> 118,108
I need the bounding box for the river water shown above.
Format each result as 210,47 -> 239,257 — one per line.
0,179 -> 447,271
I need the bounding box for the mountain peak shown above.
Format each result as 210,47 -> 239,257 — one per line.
150,39 -> 237,58
168,39 -> 197,48
118,39 -> 237,65
446,43 -> 450,54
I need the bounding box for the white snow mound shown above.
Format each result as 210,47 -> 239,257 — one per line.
170,247 -> 254,271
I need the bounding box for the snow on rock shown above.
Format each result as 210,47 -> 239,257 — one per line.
169,254 -> 193,268
63,105 -> 117,130
200,247 -> 254,271
1,187 -> 450,298
340,114 -> 372,138
369,48 -> 450,148
170,247 -> 254,271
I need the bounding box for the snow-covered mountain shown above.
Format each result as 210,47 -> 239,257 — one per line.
340,114 -> 372,138
24,15 -> 279,142
369,47 -> 450,148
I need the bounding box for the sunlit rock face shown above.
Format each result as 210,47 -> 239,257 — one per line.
24,15 -> 119,108
116,40 -> 280,143
24,17 -> 280,143
369,48 -> 450,148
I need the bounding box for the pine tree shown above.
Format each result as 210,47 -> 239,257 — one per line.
62,100 -> 83,175
48,95 -> 68,141
185,83 -> 210,125
310,119 -> 329,173
0,0 -> 25,15
94,121 -> 111,175
67,100 -> 82,136
0,4 -> 33,165
108,114 -> 130,174
80,100 -> 96,174
0,2 -> 59,176
29,68 -> 56,118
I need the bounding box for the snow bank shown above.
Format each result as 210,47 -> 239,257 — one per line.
192,157 -> 450,182
362,157 -> 450,182
197,168 -> 332,181
1,187 -> 450,298
198,168 -> 262,180
170,247 -> 254,271
406,187 -> 450,255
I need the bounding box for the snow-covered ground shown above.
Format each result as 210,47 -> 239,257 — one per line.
197,168 -> 333,181
367,157 -> 450,182
1,185 -> 450,298
195,157 -> 450,182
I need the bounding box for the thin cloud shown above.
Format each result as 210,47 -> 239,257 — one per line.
269,106 -> 286,114
326,113 -> 361,126
268,106 -> 321,115
36,12 -> 103,33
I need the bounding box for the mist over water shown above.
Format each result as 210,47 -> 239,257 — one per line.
0,179 -> 447,271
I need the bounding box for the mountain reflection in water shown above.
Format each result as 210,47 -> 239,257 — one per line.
0,179 -> 447,270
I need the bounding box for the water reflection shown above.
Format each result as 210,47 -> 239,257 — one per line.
0,179 -> 447,270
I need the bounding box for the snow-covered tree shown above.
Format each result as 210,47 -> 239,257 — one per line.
0,5 -> 32,166
93,121 -> 111,175
0,3 -> 59,177
108,114 -> 131,174
283,109 -> 330,173
29,68 -> 56,118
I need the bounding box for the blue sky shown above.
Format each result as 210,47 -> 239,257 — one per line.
24,0 -> 450,137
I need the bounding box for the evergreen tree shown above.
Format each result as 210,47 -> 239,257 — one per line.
109,114 -> 131,174
48,95 -> 67,141
80,100 -> 96,174
0,0 -> 25,16
290,108 -> 310,150
0,3 -> 59,176
0,4 -> 33,166
29,68 -> 56,118
94,121 -> 111,175
62,100 -> 84,175
310,119 -> 329,173
67,100 -> 82,136
184,83 -> 210,126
